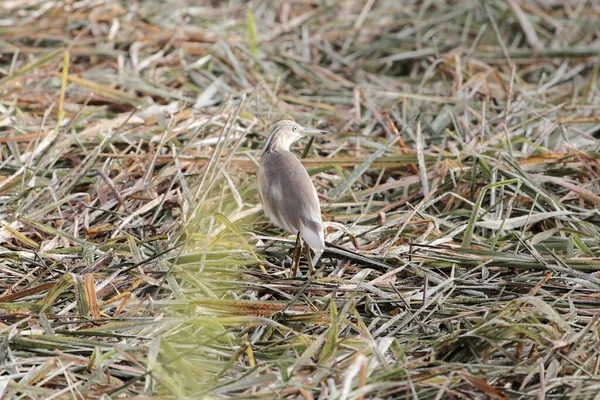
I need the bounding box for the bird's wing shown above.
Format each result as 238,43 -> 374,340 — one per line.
258,151 -> 324,250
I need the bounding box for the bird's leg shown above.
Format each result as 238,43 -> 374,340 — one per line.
304,242 -> 314,275
307,247 -> 323,276
291,232 -> 302,277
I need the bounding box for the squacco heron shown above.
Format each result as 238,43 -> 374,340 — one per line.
257,120 -> 330,273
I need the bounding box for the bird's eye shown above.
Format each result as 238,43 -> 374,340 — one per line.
293,126 -> 299,132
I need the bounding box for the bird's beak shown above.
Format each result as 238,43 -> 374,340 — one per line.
302,127 -> 330,136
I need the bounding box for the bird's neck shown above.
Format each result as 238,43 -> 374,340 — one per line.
261,134 -> 295,155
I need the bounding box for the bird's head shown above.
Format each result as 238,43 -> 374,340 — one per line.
262,120 -> 329,155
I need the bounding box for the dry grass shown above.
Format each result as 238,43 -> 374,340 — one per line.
1,0 -> 600,398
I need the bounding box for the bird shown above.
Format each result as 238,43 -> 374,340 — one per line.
257,120 -> 330,275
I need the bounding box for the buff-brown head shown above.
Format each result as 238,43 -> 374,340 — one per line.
261,120 -> 329,155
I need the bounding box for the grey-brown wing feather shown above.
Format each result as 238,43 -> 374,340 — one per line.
258,151 -> 324,249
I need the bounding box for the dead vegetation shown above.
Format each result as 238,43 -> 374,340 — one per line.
1,0 -> 600,398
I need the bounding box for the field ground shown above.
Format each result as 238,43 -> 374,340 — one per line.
1,0 -> 600,398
